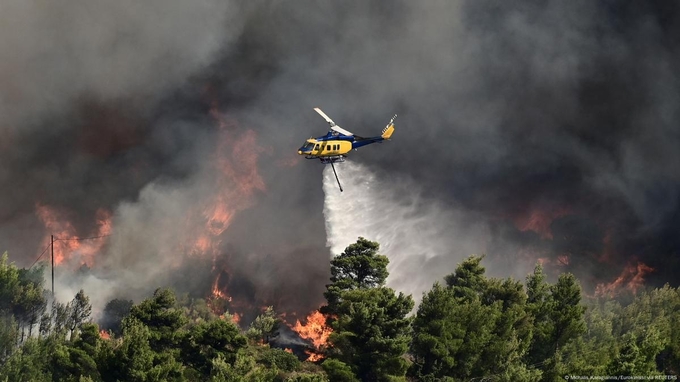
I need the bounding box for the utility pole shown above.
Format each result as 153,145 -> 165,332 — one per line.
51,234 -> 54,298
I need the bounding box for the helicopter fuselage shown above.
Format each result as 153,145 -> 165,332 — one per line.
297,131 -> 386,160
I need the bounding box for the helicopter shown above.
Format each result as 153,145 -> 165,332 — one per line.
298,107 -> 397,192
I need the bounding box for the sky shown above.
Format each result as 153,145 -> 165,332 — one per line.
1,0 -> 679,318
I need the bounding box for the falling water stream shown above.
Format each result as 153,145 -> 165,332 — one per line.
322,160 -> 488,301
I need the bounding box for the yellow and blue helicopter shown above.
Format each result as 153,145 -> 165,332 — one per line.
298,107 -> 396,191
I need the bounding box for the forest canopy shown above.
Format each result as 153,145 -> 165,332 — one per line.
0,240 -> 678,381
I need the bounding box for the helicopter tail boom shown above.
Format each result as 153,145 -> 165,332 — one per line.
381,114 -> 397,140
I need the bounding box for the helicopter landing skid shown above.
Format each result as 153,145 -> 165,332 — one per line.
319,156 -> 346,164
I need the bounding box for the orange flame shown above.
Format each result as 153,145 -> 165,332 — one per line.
293,311 -> 332,348
211,274 -> 230,302
231,312 -> 241,326
536,257 -> 551,266
595,261 -> 654,297
514,207 -> 571,239
291,310 -> 332,361
556,254 -> 570,266
305,350 -> 324,362
189,104 -> 265,260
35,205 -> 112,267
284,348 -> 293,354
193,98 -> 266,318
99,330 -> 110,340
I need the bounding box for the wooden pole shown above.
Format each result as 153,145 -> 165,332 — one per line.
51,235 -> 54,298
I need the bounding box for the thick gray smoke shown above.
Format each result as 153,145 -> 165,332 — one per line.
2,1 -> 679,316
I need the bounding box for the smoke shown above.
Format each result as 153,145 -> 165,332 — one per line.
0,0 -> 241,131
1,1 -> 679,317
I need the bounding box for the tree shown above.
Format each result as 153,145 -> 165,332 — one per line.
444,255 -> 487,300
329,287 -> 413,381
0,315 -> 19,362
49,342 -> 101,382
607,334 -> 645,375
550,273 -> 586,353
322,238 -> 413,381
69,290 -> 93,339
52,301 -> 71,338
181,318 -> 247,375
0,337 -> 52,382
246,306 -> 279,344
14,270 -> 47,340
525,271 -> 586,382
0,252 -> 21,315
560,299 -> 618,376
321,237 -> 389,316
100,298 -> 133,336
257,348 -> 300,372
0,254 -> 47,341
114,318 -> 155,382
411,257 -> 539,381
321,359 -> 359,382
128,288 -> 187,352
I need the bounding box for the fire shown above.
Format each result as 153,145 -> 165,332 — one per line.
557,255 -> 570,266
284,348 -> 293,354
514,206 -> 571,239
305,350 -> 324,362
35,204 -> 112,267
211,275 -> 230,302
293,310 -> 332,348
193,97 -> 266,317
189,102 -> 265,260
99,330 -> 110,340
595,261 -> 655,297
231,312 -> 241,326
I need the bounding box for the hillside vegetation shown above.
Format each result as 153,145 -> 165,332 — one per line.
0,239 -> 678,381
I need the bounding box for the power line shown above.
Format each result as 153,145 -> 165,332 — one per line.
54,234 -> 112,241
27,234 -> 112,268
29,242 -> 52,269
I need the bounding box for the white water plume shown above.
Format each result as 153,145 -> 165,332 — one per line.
322,160 -> 489,300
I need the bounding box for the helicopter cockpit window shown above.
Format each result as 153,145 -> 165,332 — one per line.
303,142 -> 314,151
315,144 -> 319,150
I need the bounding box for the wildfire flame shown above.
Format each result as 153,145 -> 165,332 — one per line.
305,350 -> 324,362
99,330 -> 111,340
211,274 -> 230,302
293,311 -> 332,348
291,310 -> 332,361
35,204 -> 112,267
231,312 -> 241,326
556,254 -> 570,266
514,206 -> 571,239
595,261 -> 655,297
192,102 -> 265,259
191,97 -> 267,317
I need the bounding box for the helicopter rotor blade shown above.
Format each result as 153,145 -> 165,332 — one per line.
314,107 -> 335,126
314,107 -> 355,136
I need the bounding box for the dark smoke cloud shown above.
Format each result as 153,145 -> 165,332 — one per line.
1,1 -> 679,313
230,0 -> 680,291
